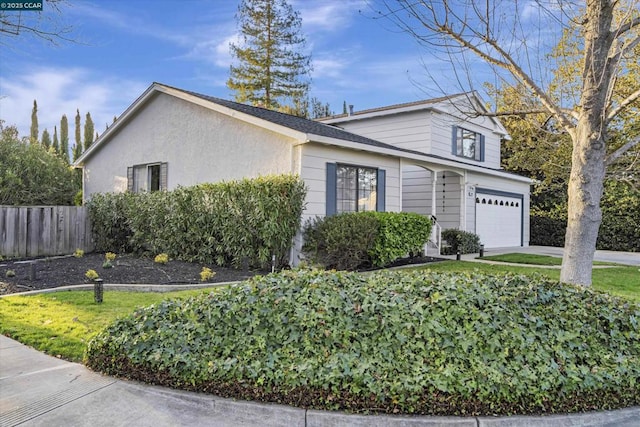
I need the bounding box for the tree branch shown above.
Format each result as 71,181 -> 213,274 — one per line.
605,135 -> 640,166
607,88 -> 640,120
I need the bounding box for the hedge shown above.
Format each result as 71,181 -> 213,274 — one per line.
302,211 -> 432,270
86,175 -> 307,268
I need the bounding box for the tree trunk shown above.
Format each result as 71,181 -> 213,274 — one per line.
559,0 -> 615,287
560,120 -> 606,286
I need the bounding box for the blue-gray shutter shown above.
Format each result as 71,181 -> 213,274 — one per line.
326,163 -> 337,216
451,125 -> 458,155
479,134 -> 485,161
127,167 -> 134,192
376,169 -> 386,212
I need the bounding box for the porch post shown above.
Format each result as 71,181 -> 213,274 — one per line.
431,171 -> 438,217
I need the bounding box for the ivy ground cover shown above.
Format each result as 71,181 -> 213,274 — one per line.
85,269 -> 640,416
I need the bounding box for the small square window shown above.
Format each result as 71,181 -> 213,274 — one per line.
453,127 -> 484,161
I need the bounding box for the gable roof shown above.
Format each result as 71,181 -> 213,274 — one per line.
318,91 -> 510,139
74,82 -> 529,183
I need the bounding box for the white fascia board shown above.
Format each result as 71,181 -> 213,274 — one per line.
307,134 -> 531,184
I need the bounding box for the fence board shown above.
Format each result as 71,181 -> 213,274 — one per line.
0,206 -> 94,258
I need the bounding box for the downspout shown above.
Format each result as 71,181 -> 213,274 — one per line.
431,171 -> 438,218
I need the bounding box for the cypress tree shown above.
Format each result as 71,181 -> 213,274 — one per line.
60,115 -> 70,164
73,109 -> 82,161
83,112 -> 94,151
30,100 -> 39,144
52,126 -> 60,154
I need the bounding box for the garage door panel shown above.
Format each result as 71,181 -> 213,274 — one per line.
476,193 -> 522,248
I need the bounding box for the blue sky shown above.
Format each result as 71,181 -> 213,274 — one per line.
0,0 -> 529,140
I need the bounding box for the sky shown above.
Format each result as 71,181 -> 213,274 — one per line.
0,0 -> 547,141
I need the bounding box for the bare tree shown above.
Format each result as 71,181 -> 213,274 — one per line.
377,0 -> 640,286
0,0 -> 72,45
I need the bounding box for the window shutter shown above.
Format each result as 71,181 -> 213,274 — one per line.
326,163 -> 337,216
451,125 -> 458,155
479,135 -> 485,162
127,167 -> 134,192
376,169 -> 386,212
160,162 -> 168,191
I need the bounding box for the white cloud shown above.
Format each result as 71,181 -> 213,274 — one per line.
297,1 -> 366,33
0,67 -> 146,140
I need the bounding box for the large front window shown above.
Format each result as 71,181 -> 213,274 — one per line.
337,165 -> 377,213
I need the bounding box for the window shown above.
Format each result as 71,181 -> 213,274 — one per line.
127,162 -> 167,193
452,126 -> 485,161
337,165 -> 377,213
326,163 -> 386,215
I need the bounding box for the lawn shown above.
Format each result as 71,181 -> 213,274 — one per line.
0,288 -> 216,362
416,260 -> 640,302
479,253 -> 614,266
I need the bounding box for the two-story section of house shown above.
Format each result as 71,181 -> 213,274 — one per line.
318,92 -> 532,249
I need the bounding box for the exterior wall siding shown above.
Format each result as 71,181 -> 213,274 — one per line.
334,111 -> 432,153
401,164 -> 433,216
82,93 -> 295,198
299,143 -> 402,220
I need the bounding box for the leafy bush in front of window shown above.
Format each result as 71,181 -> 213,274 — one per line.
441,229 -> 480,255
85,268 -> 640,416
302,213 -> 379,270
86,175 -> 306,269
302,212 -> 432,270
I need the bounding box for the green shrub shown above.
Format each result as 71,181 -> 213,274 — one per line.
85,269 -> 640,416
441,229 -> 480,255
365,211 -> 432,266
530,213 -> 566,247
302,213 -> 379,270
302,212 -> 432,270
86,175 -> 306,268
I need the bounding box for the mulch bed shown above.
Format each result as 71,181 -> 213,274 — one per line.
0,253 -> 265,295
0,253 -> 446,295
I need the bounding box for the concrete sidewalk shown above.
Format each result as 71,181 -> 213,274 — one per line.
1,335 -> 639,427
440,245 -> 640,266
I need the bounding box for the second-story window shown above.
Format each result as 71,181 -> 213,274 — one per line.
452,126 -> 485,161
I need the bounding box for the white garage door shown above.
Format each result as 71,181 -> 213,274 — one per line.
475,191 -> 522,248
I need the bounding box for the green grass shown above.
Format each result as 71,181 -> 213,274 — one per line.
479,253 -> 613,266
0,288 -> 217,362
415,261 -> 640,302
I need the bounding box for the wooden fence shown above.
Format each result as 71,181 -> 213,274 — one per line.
0,206 -> 94,258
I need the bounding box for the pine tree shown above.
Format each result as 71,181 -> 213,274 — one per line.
41,128 -> 51,150
60,115 -> 70,164
83,112 -> 94,151
52,126 -> 60,155
30,100 -> 39,144
227,0 -> 311,115
73,109 -> 82,161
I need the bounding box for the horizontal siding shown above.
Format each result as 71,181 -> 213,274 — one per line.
402,165 -> 432,216
300,143 -> 401,219
337,111 -> 432,153
430,112 -> 502,169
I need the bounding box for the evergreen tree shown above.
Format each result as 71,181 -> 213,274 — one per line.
30,100 -> 39,144
41,128 -> 51,150
310,97 -> 333,119
60,115 -> 70,164
83,112 -> 94,151
52,126 -> 60,155
73,109 -> 82,161
227,0 -> 311,115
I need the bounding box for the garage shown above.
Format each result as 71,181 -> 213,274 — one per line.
475,189 -> 523,248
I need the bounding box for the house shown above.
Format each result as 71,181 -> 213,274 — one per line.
317,93 -> 532,249
75,83 -> 530,263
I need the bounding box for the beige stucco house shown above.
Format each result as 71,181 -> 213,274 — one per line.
75,83 -> 531,262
